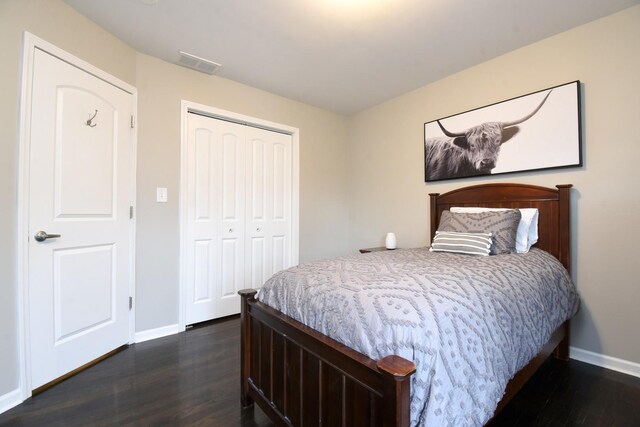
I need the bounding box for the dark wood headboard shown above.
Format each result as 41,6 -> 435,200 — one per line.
429,183 -> 572,273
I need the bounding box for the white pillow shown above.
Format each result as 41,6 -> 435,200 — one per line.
450,207 -> 538,253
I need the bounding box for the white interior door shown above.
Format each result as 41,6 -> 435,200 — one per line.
185,113 -> 246,324
218,120 -> 247,318
28,49 -> 134,390
245,127 -> 292,288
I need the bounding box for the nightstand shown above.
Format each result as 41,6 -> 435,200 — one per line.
359,247 -> 397,254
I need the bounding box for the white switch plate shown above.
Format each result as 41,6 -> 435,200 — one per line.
156,187 -> 168,203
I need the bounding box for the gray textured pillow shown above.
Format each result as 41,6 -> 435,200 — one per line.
438,210 -> 521,254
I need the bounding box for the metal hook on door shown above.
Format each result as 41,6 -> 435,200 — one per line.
86,109 -> 98,127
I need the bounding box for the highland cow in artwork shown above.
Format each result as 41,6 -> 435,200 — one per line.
424,91 -> 551,181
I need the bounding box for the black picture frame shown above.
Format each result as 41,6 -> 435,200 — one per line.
424,81 -> 582,182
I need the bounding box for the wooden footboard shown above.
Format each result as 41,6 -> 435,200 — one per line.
240,288 -> 569,427
240,289 -> 416,427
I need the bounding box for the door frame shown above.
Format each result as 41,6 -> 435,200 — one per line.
16,32 -> 138,400
179,100 -> 299,331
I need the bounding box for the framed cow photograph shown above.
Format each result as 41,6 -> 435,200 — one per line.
424,80 -> 582,182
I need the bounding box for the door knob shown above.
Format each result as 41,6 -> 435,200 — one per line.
34,230 -> 61,242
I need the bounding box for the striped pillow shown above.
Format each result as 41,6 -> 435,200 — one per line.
430,231 -> 493,256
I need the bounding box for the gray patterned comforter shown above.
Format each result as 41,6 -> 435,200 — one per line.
258,247 -> 579,426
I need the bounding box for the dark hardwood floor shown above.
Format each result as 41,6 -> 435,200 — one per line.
491,355 -> 640,426
1,316 -> 638,426
0,316 -> 273,427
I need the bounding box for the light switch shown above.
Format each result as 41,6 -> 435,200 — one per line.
156,187 -> 168,203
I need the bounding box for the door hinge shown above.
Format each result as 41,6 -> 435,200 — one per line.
129,206 -> 134,219
130,115 -> 135,129
129,296 -> 133,310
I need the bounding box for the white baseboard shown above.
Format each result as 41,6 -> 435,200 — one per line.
0,388 -> 22,415
570,346 -> 640,378
134,323 -> 180,344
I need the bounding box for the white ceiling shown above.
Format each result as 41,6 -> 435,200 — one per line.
64,0 -> 638,115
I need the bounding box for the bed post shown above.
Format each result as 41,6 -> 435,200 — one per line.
377,355 -> 417,427
556,184 -> 572,274
554,321 -> 571,361
238,289 -> 257,408
429,192 -> 440,242
555,184 -> 572,362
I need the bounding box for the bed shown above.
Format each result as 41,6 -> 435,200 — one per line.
239,183 -> 577,426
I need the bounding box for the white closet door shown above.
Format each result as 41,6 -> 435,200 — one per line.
245,127 -> 293,289
186,114 -> 245,324
217,119 -> 246,317
185,113 -> 293,325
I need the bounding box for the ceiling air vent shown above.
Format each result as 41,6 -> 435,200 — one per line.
177,51 -> 222,75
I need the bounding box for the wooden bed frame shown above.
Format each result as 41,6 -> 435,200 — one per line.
239,183 -> 573,426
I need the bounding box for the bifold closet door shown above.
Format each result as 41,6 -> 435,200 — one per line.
186,113 -> 246,324
185,113 -> 294,325
245,127 -> 293,289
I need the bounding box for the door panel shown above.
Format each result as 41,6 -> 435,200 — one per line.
186,114 -> 245,324
221,238 -> 239,297
28,49 -> 133,389
56,87 -> 116,217
250,140 -> 266,221
246,127 -> 293,286
272,143 -> 286,220
220,130 -> 245,315
187,120 -> 217,322
195,128 -> 213,221
54,244 -> 115,341
193,240 -> 212,302
250,237 -> 266,289
272,236 -> 286,274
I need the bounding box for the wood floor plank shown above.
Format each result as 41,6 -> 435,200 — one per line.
1,316 -> 638,426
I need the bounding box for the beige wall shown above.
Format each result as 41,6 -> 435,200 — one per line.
347,6 -> 640,364
134,54 -> 349,331
0,0 -> 137,398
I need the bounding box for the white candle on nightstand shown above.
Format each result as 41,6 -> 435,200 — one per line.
385,232 -> 397,250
